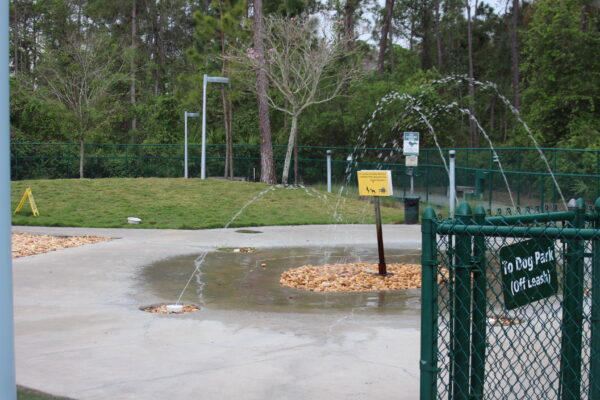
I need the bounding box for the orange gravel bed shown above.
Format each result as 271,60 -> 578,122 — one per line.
12,233 -> 111,258
280,262 -> 423,292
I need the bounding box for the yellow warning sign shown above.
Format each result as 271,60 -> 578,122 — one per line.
357,170 -> 393,196
14,187 -> 40,216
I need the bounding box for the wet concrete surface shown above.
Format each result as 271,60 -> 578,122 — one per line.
12,225 -> 422,400
139,247 -> 421,314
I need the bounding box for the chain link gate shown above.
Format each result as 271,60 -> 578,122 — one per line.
420,198 -> 600,400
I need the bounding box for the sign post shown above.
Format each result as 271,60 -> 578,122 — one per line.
326,150 -> 332,193
184,111 -> 199,179
357,170 -> 393,275
403,132 -> 420,194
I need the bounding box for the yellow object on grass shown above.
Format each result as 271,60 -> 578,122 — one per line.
14,187 -> 39,216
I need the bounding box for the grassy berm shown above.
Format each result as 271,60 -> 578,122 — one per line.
12,178 -> 403,229
18,386 -> 73,400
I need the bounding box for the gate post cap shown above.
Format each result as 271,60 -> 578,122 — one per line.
455,201 -> 472,217
475,205 -> 486,217
568,198 -> 585,210
422,206 -> 436,220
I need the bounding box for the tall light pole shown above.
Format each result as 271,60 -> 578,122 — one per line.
201,74 -> 229,179
1,1 -> 16,399
184,111 -> 199,179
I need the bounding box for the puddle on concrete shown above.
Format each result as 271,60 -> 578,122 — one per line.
138,247 -> 421,314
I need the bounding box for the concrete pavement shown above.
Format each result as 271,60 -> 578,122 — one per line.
12,224 -> 422,400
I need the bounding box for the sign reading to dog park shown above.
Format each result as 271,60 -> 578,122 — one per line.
357,170 -> 393,196
500,239 -> 558,310
403,132 -> 420,156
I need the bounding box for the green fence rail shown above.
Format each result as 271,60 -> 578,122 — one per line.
10,143 -> 600,209
420,197 -> 600,399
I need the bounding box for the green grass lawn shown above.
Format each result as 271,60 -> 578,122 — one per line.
18,387 -> 73,400
12,178 -> 404,229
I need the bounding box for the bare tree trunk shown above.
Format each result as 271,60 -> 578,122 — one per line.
466,0 -> 478,147
510,0 -> 520,110
420,4 -> 433,70
13,1 -> 18,72
434,0 -> 443,71
222,86 -> 234,178
388,27 -> 395,73
343,0 -> 359,52
253,0 -> 276,184
79,135 -> 85,179
151,0 -> 161,95
218,8 -> 234,179
377,0 -> 395,74
228,109 -> 233,178
409,18 -> 415,51
490,95 -> 496,137
282,115 -> 298,186
294,136 -> 298,185
131,0 -> 138,133
32,17 -> 37,70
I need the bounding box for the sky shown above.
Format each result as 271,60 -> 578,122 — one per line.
358,0 -> 513,47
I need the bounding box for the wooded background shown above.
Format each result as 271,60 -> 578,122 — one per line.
9,0 -> 600,183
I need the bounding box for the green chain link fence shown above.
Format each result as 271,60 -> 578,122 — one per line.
420,197 -> 600,399
10,143 -> 600,209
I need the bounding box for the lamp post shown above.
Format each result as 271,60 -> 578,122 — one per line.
201,74 -> 229,179
1,2 -> 16,399
184,111 -> 199,178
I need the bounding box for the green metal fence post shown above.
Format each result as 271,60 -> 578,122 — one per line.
540,176 -> 546,210
125,144 -> 129,176
13,144 -> 18,180
466,148 -> 470,170
420,207 -> 439,400
488,172 -> 493,209
469,205 -> 486,400
589,197 -> 600,399
452,202 -> 473,400
596,151 -> 599,198
559,197 -> 585,400
552,150 -> 558,207
425,150 -> 430,203
517,151 -> 522,206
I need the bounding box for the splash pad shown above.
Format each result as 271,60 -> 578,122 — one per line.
139,246 -> 422,314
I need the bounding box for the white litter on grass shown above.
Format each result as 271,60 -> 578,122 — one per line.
127,217 -> 141,224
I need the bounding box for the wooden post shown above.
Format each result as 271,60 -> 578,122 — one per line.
374,197 -> 387,275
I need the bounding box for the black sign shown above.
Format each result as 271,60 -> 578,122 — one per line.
499,238 -> 558,310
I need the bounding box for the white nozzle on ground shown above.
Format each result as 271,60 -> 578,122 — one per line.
166,304 -> 184,313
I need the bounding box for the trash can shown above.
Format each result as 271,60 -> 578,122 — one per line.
474,170 -> 489,199
404,195 -> 420,224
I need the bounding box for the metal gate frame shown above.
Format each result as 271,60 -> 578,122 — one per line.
420,198 -> 600,400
